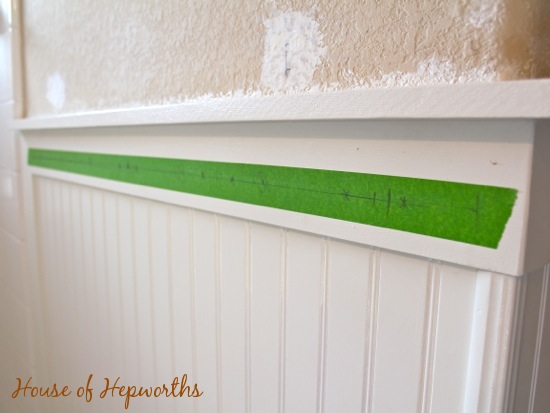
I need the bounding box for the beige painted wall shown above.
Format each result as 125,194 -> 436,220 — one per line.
21,0 -> 550,116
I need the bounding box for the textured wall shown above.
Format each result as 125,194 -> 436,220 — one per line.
21,0 -> 550,116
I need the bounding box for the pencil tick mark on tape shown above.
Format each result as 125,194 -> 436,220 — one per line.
467,194 -> 481,224
28,149 -> 518,248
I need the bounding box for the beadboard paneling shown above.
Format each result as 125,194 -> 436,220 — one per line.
31,176 -> 519,413
249,223 -> 283,413
507,265 -> 550,413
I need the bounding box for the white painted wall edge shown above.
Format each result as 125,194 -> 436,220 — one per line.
10,80 -> 550,130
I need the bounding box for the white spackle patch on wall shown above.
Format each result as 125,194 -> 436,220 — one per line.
464,0 -> 501,29
46,72 -> 66,111
369,57 -> 497,88
261,11 -> 326,93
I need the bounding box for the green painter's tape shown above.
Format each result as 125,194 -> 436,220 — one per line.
28,148 -> 517,248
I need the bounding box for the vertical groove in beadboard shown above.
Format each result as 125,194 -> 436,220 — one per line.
65,182 -> 79,407
245,221 -> 251,413
52,181 -> 68,362
362,248 -> 380,413
316,238 -> 329,413
57,182 -> 70,375
77,187 -> 91,375
129,199 -> 141,383
50,182 -> 61,351
215,214 -> 223,413
101,191 -> 113,371
78,187 -> 87,324
115,195 -> 125,381
417,262 -> 441,413
528,265 -> 549,413
59,181 -> 69,297
88,189 -> 105,373
189,209 -> 199,413
49,180 -> 59,361
56,182 -> 68,367
145,201 -> 156,384
36,180 -> 53,408
169,212 -> 178,413
59,182 -> 70,378
167,207 -> 176,380
88,188 -> 101,374
278,229 -> 288,413
115,195 -> 127,373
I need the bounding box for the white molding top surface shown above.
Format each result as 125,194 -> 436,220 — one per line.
10,79 -> 550,130
15,80 -> 550,275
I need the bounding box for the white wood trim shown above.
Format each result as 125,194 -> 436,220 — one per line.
503,275 -> 528,413
464,272 -> 518,413
528,266 -> 549,413
464,272 -> 493,412
10,80 -> 550,130
20,115 -> 536,277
